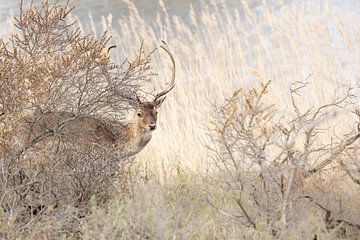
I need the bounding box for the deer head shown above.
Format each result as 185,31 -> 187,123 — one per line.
133,41 -> 175,132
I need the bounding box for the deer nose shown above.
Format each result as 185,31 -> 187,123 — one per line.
149,123 -> 156,130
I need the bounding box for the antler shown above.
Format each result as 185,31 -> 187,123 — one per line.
100,45 -> 117,63
154,40 -> 176,101
104,45 -> 117,56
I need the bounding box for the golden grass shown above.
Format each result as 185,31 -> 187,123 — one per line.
71,0 -> 360,178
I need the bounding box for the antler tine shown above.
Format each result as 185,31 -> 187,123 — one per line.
106,45 -> 117,53
155,40 -> 176,100
101,45 -> 117,60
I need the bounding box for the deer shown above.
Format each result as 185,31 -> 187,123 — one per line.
106,41 -> 176,156
14,41 -> 175,157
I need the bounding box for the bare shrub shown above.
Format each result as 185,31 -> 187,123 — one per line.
209,81 -> 360,238
0,1 -> 155,237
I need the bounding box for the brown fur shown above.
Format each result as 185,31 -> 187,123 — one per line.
17,100 -> 163,157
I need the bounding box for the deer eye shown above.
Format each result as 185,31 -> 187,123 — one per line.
155,111 -> 158,115
137,112 -> 142,117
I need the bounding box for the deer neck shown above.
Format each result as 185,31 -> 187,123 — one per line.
132,123 -> 153,147
123,116 -> 153,156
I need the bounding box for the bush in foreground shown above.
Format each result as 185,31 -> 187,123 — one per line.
0,1 -> 153,238
209,81 -> 360,238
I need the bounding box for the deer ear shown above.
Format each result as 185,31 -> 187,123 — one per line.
155,96 -> 167,108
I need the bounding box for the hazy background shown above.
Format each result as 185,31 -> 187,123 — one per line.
1,0 -> 359,29
1,0 -> 286,20
0,0 -> 288,35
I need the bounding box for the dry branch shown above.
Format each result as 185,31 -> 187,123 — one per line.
209,81 -> 360,237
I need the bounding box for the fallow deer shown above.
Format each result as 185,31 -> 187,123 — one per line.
112,41 -> 176,156
17,41 -> 175,157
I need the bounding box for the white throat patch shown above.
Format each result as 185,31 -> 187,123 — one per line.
142,131 -> 153,144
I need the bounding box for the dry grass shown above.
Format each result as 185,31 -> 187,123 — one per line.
81,1 -> 360,238
81,0 -> 360,176
1,0 -> 360,239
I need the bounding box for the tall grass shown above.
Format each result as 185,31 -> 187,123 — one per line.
71,0 -> 360,177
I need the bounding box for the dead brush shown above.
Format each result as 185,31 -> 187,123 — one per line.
0,1 -> 155,238
209,80 -> 360,238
